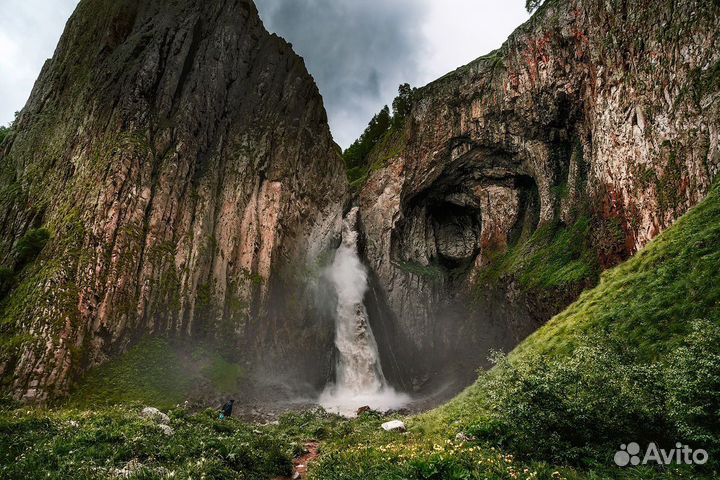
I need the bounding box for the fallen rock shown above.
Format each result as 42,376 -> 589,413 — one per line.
158,424 -> 174,436
112,459 -> 142,478
381,420 -> 406,432
356,406 -> 372,416
140,407 -> 170,425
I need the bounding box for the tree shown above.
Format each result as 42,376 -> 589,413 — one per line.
0,112 -> 19,145
343,106 -> 391,170
392,83 -> 416,124
526,0 -> 544,13
342,83 -> 416,176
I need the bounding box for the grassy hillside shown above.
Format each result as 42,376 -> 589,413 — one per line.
0,406 -> 294,479
67,337 -> 245,409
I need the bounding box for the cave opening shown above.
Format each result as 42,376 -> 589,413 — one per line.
364,163 -> 546,401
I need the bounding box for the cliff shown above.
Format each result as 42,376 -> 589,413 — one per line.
358,0 -> 720,391
0,0 -> 347,402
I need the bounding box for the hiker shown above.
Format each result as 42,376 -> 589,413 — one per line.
219,399 -> 234,420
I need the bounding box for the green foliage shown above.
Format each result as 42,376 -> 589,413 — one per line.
520,182 -> 720,360
201,355 -> 244,394
433,321 -> 720,470
467,342 -> 668,465
479,217 -> 599,291
526,0 -> 544,12
0,406 -> 292,479
342,83 -> 417,190
14,228 -> 50,269
665,321 -> 720,452
0,112 -> 18,145
393,260 -> 444,282
343,106 -> 392,171
311,438 -> 576,480
391,83 -> 416,127
69,337 -> 245,409
0,268 -> 13,299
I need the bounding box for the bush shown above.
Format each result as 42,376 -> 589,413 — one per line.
0,267 -> 13,298
461,321 -> 720,469
471,341 -> 668,466
0,406 -> 293,479
665,320 -> 720,453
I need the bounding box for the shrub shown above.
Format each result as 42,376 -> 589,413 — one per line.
468,342 -> 668,465
0,267 -> 13,298
665,320 -> 720,453
0,406 -> 293,479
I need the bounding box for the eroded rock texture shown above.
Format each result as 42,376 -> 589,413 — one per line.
0,0 -> 347,402
360,0 -> 720,392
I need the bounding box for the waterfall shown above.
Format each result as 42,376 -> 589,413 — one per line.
319,207 -> 410,416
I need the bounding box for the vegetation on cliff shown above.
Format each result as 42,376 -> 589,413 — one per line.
0,113 -> 16,145
343,83 -> 416,190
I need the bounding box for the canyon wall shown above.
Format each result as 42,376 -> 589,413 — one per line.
1,0 -> 718,403
0,0 -> 347,402
359,0 -> 720,391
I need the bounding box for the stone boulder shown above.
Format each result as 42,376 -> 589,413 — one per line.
140,407 -> 170,425
381,420 -> 406,433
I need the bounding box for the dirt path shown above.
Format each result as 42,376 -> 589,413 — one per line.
276,441 -> 320,480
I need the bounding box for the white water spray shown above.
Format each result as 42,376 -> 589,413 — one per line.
319,207 -> 410,416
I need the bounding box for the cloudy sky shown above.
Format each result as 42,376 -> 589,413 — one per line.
0,0 -> 529,148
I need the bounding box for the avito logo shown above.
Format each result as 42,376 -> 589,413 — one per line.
615,442 -> 708,467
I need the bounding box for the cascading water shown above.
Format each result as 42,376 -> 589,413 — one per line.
319,207 -> 410,416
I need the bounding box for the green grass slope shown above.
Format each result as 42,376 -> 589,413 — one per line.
67,337 -> 245,409
0,406 -> 295,479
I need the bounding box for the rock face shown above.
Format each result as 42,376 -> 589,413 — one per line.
359,0 -> 720,391
0,0 -> 347,402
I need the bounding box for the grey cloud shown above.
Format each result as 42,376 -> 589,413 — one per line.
255,0 -> 430,148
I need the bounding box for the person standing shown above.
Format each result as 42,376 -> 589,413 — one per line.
219,399 -> 234,420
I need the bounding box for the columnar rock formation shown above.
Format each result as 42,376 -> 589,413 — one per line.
0,0 -> 347,402
359,0 -> 720,391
